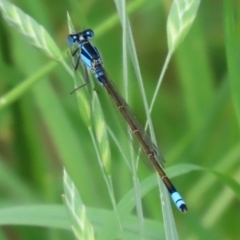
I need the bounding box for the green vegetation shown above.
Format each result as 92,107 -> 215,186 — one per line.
0,0 -> 239,239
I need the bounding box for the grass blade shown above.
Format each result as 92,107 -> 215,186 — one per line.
63,169 -> 95,240
0,0 -> 62,60
167,0 -> 201,53
224,0 -> 240,127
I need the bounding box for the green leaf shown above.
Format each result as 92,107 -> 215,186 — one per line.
167,0 -> 201,52
0,0 -> 62,60
92,92 -> 111,175
224,0 -> 240,127
63,169 -> 95,240
66,12 -> 92,128
0,204 -> 164,239
0,205 -> 70,229
98,163 -> 201,239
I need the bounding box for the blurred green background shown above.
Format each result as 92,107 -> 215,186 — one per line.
0,0 -> 240,239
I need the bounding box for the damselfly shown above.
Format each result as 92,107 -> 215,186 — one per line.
67,29 -> 187,213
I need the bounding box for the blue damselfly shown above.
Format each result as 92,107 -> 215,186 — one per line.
67,29 -> 187,213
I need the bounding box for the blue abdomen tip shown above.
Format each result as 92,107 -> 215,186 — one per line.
171,192 -> 187,212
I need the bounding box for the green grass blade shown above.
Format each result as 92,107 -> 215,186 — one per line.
63,169 -> 95,240
0,0 -> 62,60
0,204 -> 165,239
224,0 -> 240,127
66,13 -> 92,128
92,92 -> 111,175
167,0 -> 201,53
0,61 -> 57,109
150,0 -> 201,114
99,163 -> 200,239
0,205 -> 70,229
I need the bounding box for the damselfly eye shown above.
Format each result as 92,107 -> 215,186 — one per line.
67,34 -> 79,45
83,29 -> 94,39
67,36 -> 74,45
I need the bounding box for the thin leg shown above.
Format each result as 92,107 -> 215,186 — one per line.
70,65 -> 90,94
71,47 -> 79,57
68,47 -> 81,70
